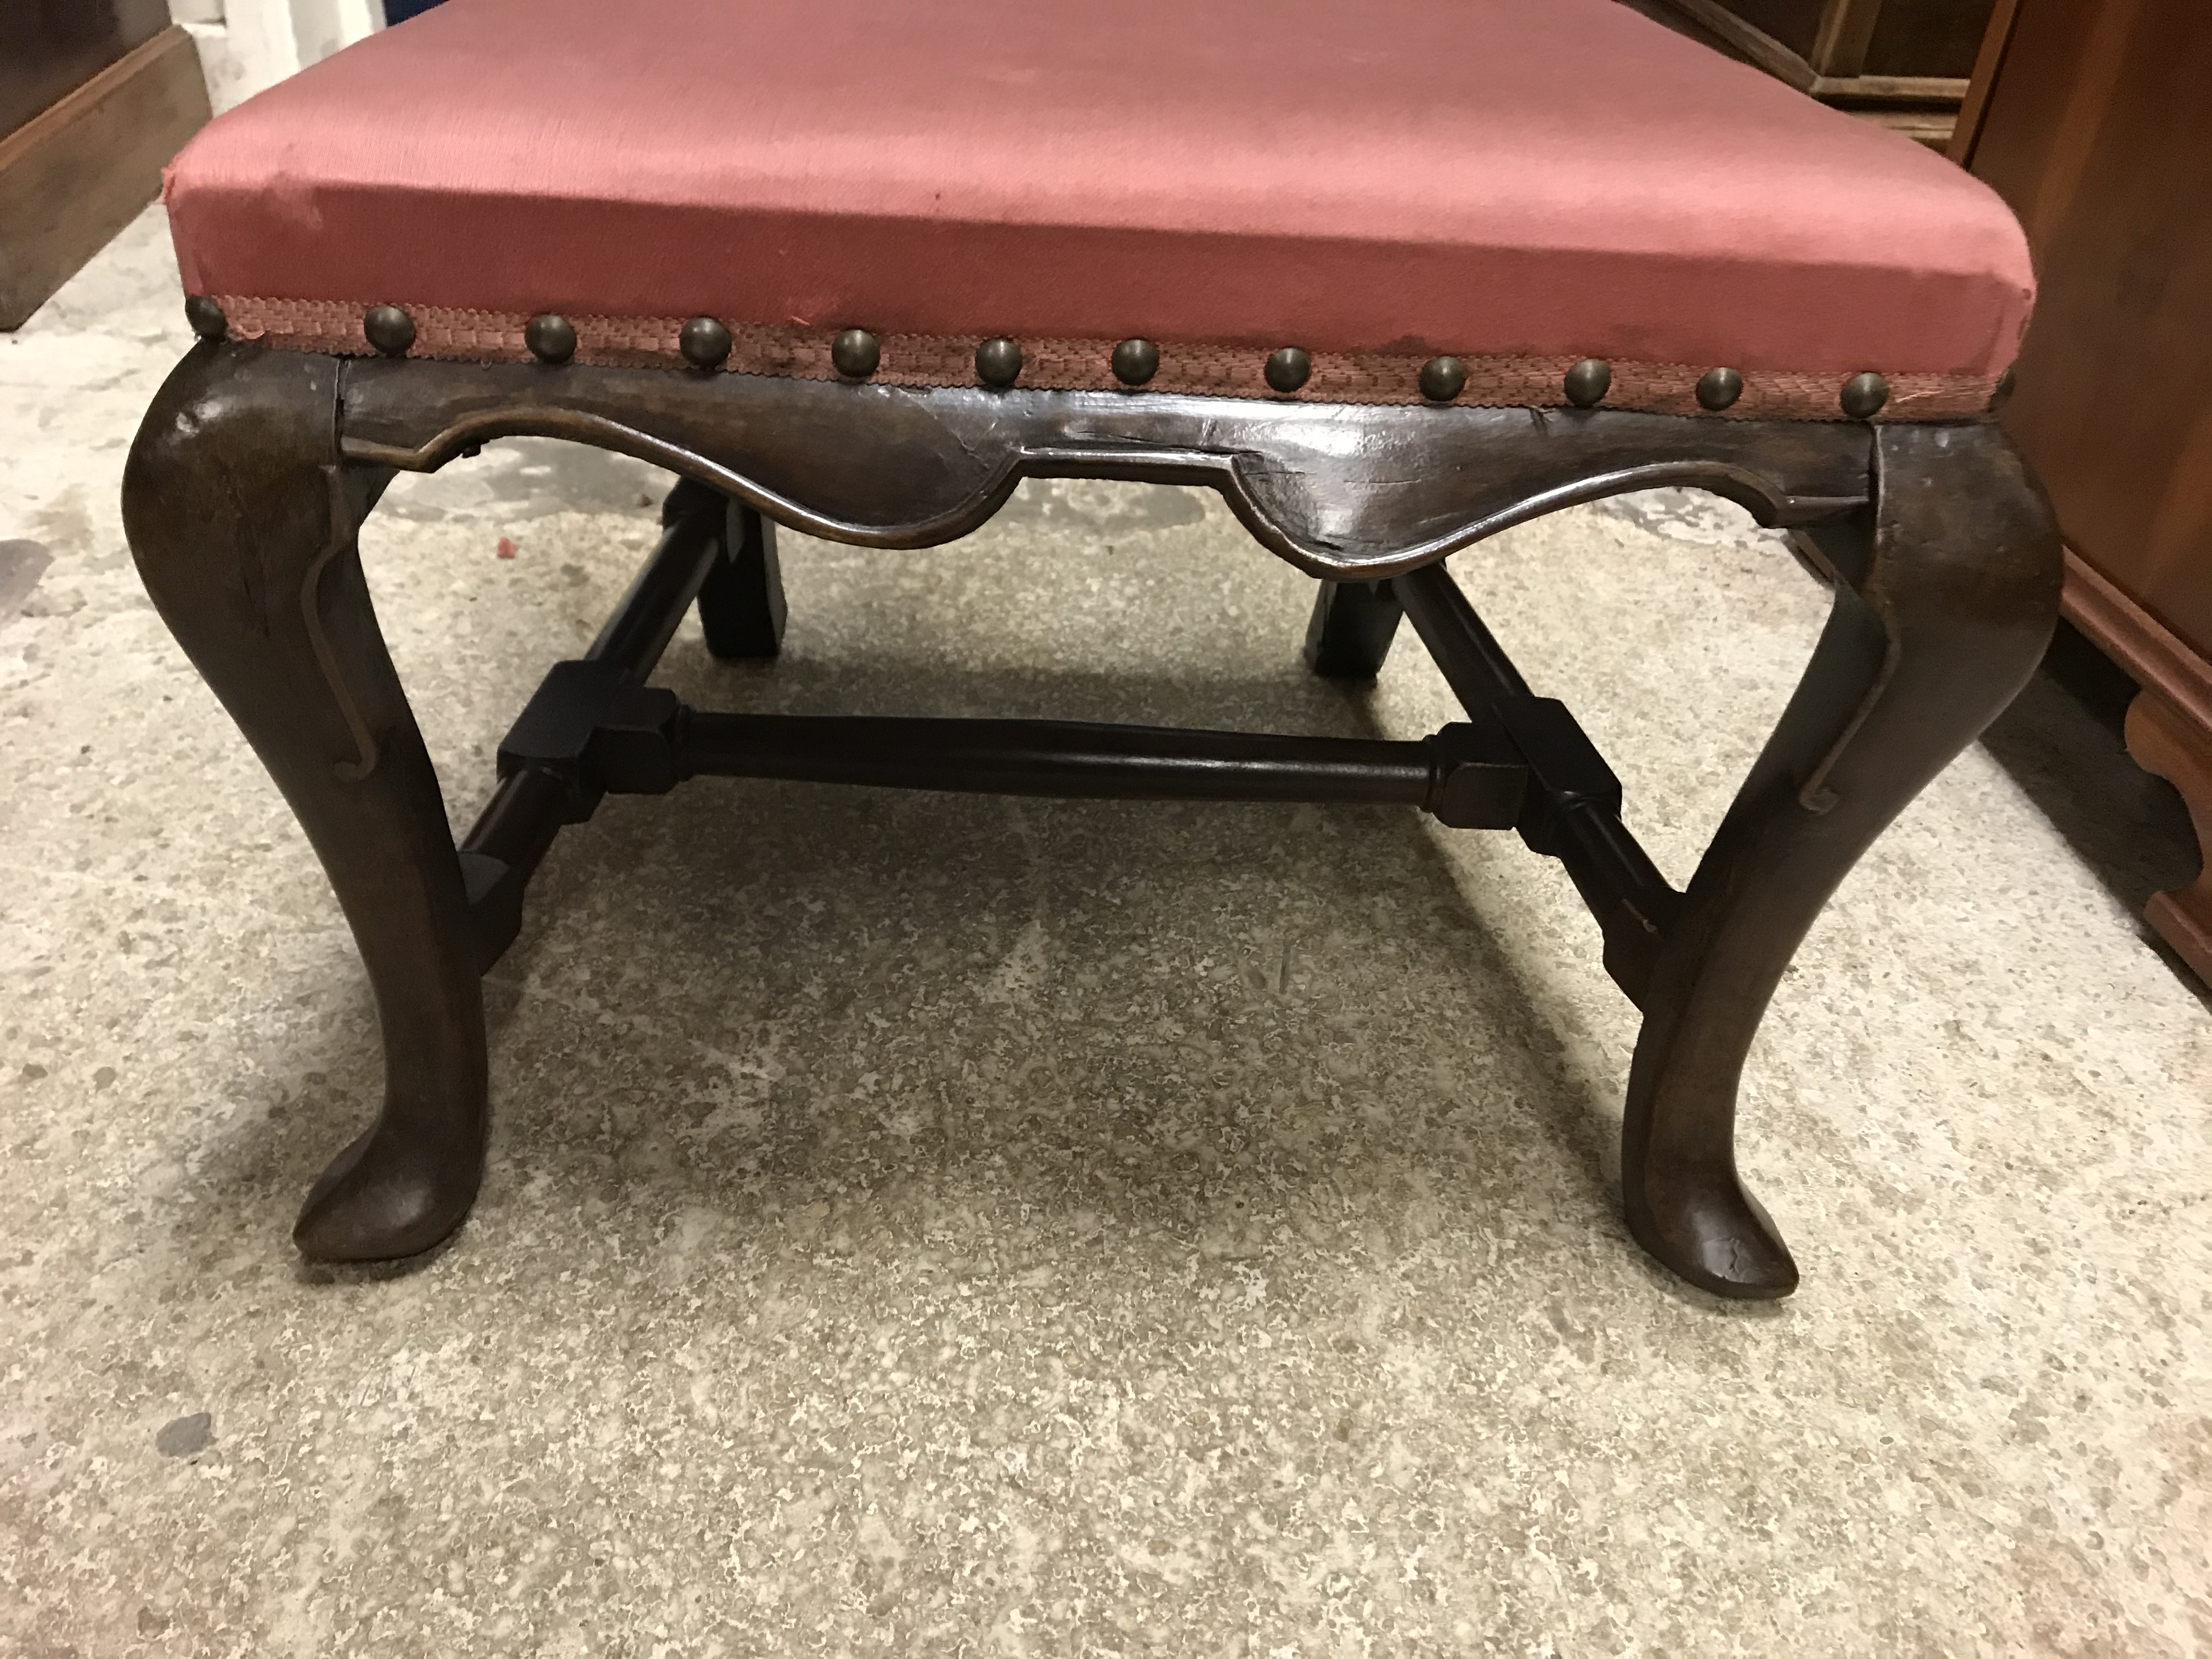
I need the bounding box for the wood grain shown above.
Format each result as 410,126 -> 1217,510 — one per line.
1862,0 -> 1995,76
0,0 -> 169,140
1810,0 -> 1886,77
0,25 -> 210,330
1963,0 -> 2212,984
335,357 -> 1877,579
1636,0 -> 1984,144
1971,0 -> 2212,660
1945,0 -> 2021,166
2127,693 -> 2212,985
2062,547 -> 2212,983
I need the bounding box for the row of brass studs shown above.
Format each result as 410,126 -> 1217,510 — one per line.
186,297 -> 1902,419
814,329 -> 1891,419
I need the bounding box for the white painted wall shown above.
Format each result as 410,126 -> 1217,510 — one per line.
169,0 -> 386,114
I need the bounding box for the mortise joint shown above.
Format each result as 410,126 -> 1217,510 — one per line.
495,659 -> 685,820
1491,696 -> 1623,853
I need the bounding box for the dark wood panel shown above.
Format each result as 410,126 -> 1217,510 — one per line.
1864,0 -> 1994,77
1944,0 -> 2019,167
1647,0 -> 1991,76
1973,0 -> 2212,656
336,358 -> 1876,575
1633,0 -> 1987,146
1719,0 -> 1827,58
0,25 -> 211,329
1965,0 -> 2212,984
2064,549 -> 2212,986
0,0 -> 169,140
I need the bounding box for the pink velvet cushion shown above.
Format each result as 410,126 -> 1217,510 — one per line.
163,0 -> 2033,392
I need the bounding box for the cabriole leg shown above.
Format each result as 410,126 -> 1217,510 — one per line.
1622,424 -> 2060,1297
123,346 -> 488,1261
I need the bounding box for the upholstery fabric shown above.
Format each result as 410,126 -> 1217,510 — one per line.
162,0 -> 2034,387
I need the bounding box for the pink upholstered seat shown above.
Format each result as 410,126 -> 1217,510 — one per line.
162,0 -> 2032,419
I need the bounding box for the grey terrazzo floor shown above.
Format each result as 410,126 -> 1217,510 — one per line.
3,210 -> 2209,1658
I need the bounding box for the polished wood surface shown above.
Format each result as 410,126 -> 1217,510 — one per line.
337,359 -> 1876,577
1971,0 -> 2212,656
2127,694 -> 2212,985
1962,0 -> 2212,982
0,0 -> 167,139
124,351 -> 489,1261
0,24 -> 210,328
2061,549 -> 2212,984
126,343 -> 2059,1296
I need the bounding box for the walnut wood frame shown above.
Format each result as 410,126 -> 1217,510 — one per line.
123,342 -> 2060,1299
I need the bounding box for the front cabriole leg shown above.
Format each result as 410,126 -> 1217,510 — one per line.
123,345 -> 488,1261
1623,422 -> 2061,1297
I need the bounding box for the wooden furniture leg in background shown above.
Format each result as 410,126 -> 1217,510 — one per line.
692,485 -> 787,660
1304,579 -> 1404,681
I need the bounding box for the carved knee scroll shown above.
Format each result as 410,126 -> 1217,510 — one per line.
125,345 -> 489,1261
1620,424 -> 2061,1297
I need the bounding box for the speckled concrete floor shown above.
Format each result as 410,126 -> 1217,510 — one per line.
3,211 -> 2209,1658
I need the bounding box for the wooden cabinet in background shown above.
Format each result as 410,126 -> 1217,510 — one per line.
1641,0 -> 1996,145
1,0 -> 167,138
1953,0 -> 2212,985
0,2 -> 212,328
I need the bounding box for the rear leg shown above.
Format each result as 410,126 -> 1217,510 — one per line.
682,479 -> 786,660
1303,578 -> 1402,679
